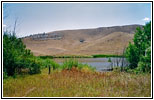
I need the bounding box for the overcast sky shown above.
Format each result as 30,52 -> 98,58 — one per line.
3,2 -> 151,37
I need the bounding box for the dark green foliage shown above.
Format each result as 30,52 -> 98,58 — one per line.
29,62 -> 41,74
3,32 -> 41,78
125,43 -> 139,68
108,58 -> 111,62
125,22 -> 151,73
136,47 -> 151,73
39,55 -> 93,59
93,54 -> 122,58
39,56 -> 53,59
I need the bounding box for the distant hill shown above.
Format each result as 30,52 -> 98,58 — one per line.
22,24 -> 143,56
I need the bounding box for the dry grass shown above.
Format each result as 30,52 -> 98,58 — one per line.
3,68 -> 151,97
23,31 -> 134,56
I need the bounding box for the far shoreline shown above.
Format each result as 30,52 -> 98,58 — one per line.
38,54 -> 123,59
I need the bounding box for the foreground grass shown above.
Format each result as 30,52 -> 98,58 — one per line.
3,68 -> 151,97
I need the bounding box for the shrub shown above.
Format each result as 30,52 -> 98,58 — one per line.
29,62 -> 41,74
3,32 -> 41,77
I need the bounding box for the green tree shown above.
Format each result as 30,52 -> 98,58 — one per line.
125,43 -> 139,69
125,22 -> 151,73
3,32 -> 41,77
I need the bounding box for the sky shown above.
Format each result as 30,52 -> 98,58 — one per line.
3,2 -> 151,37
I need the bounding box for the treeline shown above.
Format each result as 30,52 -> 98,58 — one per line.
125,21 -> 151,73
39,55 -> 93,59
39,54 -> 123,59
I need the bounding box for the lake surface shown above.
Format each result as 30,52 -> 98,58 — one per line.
53,58 -> 129,71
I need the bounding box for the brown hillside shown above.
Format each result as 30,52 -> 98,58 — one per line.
22,25 -> 142,56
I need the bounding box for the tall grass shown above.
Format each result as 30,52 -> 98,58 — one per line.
3,68 -> 151,97
61,59 -> 95,71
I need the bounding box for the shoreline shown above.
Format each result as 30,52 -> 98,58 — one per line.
38,54 -> 123,59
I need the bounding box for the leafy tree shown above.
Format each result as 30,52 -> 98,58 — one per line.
3,32 -> 41,77
125,22 -> 151,73
125,43 -> 139,69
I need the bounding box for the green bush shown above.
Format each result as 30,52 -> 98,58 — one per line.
29,62 -> 41,74
3,32 -> 41,77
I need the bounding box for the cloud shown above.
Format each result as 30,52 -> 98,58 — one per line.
143,17 -> 150,21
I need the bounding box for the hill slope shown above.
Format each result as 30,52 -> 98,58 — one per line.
22,25 -> 142,56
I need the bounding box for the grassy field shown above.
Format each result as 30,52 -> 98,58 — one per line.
3,68 -> 151,97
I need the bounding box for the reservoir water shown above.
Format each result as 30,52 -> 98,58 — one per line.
53,57 -> 129,71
